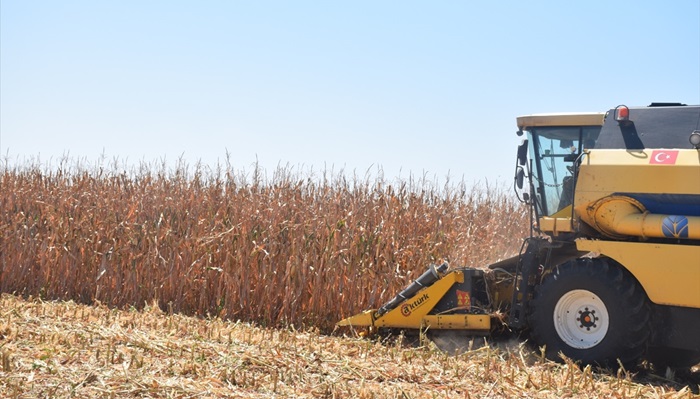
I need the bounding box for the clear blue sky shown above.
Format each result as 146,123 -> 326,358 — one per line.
2,1 -> 699,185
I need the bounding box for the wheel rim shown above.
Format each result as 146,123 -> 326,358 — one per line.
553,289 -> 609,349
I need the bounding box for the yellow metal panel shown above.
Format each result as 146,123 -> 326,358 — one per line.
336,310 -> 375,327
551,205 -> 574,218
517,112 -> 605,129
539,205 -> 574,235
539,217 -> 574,235
422,314 -> 490,330
576,240 -> 700,308
575,150 -> 700,209
375,271 -> 464,329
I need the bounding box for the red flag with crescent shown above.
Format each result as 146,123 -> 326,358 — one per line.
649,150 -> 678,165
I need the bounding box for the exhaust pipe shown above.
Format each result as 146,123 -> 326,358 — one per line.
375,263 -> 448,317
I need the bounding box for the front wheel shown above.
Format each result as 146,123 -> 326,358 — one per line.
527,258 -> 650,368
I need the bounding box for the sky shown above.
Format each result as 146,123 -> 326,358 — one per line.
1,1 -> 699,186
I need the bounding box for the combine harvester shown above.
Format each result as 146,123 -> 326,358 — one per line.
338,103 -> 700,368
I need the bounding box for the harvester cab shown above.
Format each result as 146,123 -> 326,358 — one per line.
513,112 -> 604,230
338,103 -> 700,369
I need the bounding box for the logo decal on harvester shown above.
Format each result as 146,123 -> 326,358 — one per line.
649,150 -> 679,165
662,215 -> 689,239
456,290 -> 471,308
401,293 -> 429,317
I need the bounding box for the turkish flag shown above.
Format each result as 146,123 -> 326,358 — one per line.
649,150 -> 679,165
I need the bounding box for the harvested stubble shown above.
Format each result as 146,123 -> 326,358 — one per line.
1,294 -> 697,399
1,161 -> 526,331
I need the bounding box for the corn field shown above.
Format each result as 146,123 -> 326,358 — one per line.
0,159 -> 527,332
2,294 -> 696,399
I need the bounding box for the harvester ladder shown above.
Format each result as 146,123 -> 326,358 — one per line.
508,238 -> 547,329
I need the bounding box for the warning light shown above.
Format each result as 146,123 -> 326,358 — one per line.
614,105 -> 629,122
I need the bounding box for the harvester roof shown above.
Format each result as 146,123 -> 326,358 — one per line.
516,112 -> 605,130
596,104 -> 700,150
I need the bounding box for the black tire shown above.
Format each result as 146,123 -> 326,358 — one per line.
527,258 -> 650,368
647,347 -> 700,369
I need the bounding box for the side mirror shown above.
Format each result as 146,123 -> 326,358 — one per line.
517,139 -> 528,166
516,166 -> 525,189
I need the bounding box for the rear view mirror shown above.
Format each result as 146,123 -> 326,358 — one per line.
516,166 -> 525,189
517,139 -> 528,166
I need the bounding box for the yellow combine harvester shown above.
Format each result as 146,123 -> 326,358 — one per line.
338,103 -> 700,369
